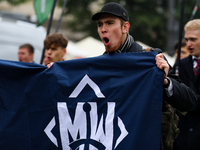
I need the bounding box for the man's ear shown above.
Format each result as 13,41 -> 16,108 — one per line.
30,53 -> 34,59
123,22 -> 130,34
63,48 -> 67,56
62,48 -> 67,60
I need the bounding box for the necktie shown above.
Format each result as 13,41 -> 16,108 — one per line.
194,59 -> 200,76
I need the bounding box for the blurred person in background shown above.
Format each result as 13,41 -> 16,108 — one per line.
18,43 -> 34,63
43,51 -> 49,66
44,33 -> 68,66
173,39 -> 189,74
174,39 -> 189,60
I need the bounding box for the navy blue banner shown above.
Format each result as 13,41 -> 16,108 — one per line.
0,52 -> 163,150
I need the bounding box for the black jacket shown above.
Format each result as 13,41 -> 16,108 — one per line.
120,41 -> 197,111
173,55 -> 200,150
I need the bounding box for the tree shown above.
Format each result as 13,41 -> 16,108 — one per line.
119,0 -> 168,52
58,0 -> 200,53
0,0 -> 29,5
58,0 -> 98,37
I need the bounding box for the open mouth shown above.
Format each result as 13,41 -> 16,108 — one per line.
188,48 -> 193,53
47,57 -> 52,61
103,37 -> 110,45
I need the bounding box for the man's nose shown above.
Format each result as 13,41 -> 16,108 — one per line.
187,40 -> 192,47
101,24 -> 107,33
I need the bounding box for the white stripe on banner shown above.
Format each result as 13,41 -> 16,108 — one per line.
41,0 -> 46,13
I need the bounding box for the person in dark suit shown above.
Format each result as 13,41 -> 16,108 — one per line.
173,19 -> 200,150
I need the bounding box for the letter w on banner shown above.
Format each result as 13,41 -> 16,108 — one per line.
0,53 -> 163,150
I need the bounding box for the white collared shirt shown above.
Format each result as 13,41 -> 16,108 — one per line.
192,56 -> 200,68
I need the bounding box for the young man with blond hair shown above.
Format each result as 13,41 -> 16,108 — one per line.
173,19 -> 200,150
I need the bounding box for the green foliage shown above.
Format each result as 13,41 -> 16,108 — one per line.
121,0 -> 168,49
0,0 -> 29,5
175,0 -> 199,24
58,0 -> 200,51
2,0 -> 200,51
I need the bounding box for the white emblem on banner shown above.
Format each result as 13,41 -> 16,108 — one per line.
44,117 -> 58,147
69,74 -> 105,98
44,74 -> 128,149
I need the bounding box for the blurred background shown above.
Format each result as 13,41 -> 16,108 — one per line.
0,0 -> 199,66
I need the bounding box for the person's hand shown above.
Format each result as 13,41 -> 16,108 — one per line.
47,62 -> 54,68
155,53 -> 169,77
155,53 -> 170,87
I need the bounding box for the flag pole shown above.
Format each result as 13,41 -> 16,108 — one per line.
40,0 -> 57,64
175,0 -> 185,76
55,0 -> 67,32
190,0 -> 200,20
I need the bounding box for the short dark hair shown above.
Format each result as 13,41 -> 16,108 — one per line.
44,33 -> 68,49
19,43 -> 34,54
174,39 -> 186,50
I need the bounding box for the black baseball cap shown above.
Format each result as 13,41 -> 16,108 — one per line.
92,2 -> 129,22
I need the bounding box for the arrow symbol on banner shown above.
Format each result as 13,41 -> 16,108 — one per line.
69,74 -> 105,98
45,74 -> 128,149
44,117 -> 58,147
115,117 -> 129,149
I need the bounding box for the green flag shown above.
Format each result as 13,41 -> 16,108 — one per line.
34,0 -> 54,26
